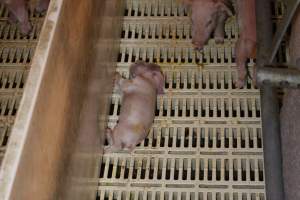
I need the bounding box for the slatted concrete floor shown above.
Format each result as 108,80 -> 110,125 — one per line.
98,1 -> 287,200
0,4 -> 45,165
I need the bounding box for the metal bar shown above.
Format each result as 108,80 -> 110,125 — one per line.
260,86 -> 284,200
269,0 -> 300,63
257,66 -> 300,88
256,0 -> 285,200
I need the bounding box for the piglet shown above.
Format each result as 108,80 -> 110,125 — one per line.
1,0 -> 50,35
235,0 -> 256,88
105,61 -> 164,153
182,0 -> 234,51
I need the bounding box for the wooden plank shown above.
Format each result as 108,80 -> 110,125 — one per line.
0,0 -> 124,199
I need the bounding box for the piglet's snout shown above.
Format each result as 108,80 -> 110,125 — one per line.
192,42 -> 204,52
192,39 -> 205,52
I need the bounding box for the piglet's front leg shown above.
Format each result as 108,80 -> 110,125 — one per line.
114,72 -> 134,93
235,37 -> 256,88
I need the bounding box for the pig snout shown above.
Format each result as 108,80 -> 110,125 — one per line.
192,42 -> 205,52
191,37 -> 205,51
191,24 -> 208,51
35,0 -> 50,13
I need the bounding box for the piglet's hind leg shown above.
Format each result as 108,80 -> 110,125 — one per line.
104,128 -> 123,153
104,138 -> 123,153
8,12 -> 18,23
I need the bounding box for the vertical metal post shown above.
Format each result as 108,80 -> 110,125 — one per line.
256,0 -> 285,200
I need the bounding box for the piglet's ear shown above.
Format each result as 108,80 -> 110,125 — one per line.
216,1 -> 234,16
155,71 -> 165,95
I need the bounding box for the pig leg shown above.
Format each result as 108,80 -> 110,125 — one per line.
104,145 -> 122,154
113,72 -> 132,94
8,13 -> 18,23
115,73 -> 135,93
114,72 -> 135,94
214,11 -> 228,44
6,0 -> 32,35
235,39 -> 247,88
104,128 -> 123,153
235,38 -> 255,88
126,145 -> 135,153
35,0 -> 50,14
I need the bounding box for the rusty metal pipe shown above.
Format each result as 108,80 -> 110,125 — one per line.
257,66 -> 300,88
256,0 -> 285,200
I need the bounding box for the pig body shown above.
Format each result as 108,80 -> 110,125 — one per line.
235,0 -> 256,88
105,62 -> 164,153
183,0 -> 234,50
0,0 -> 50,35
